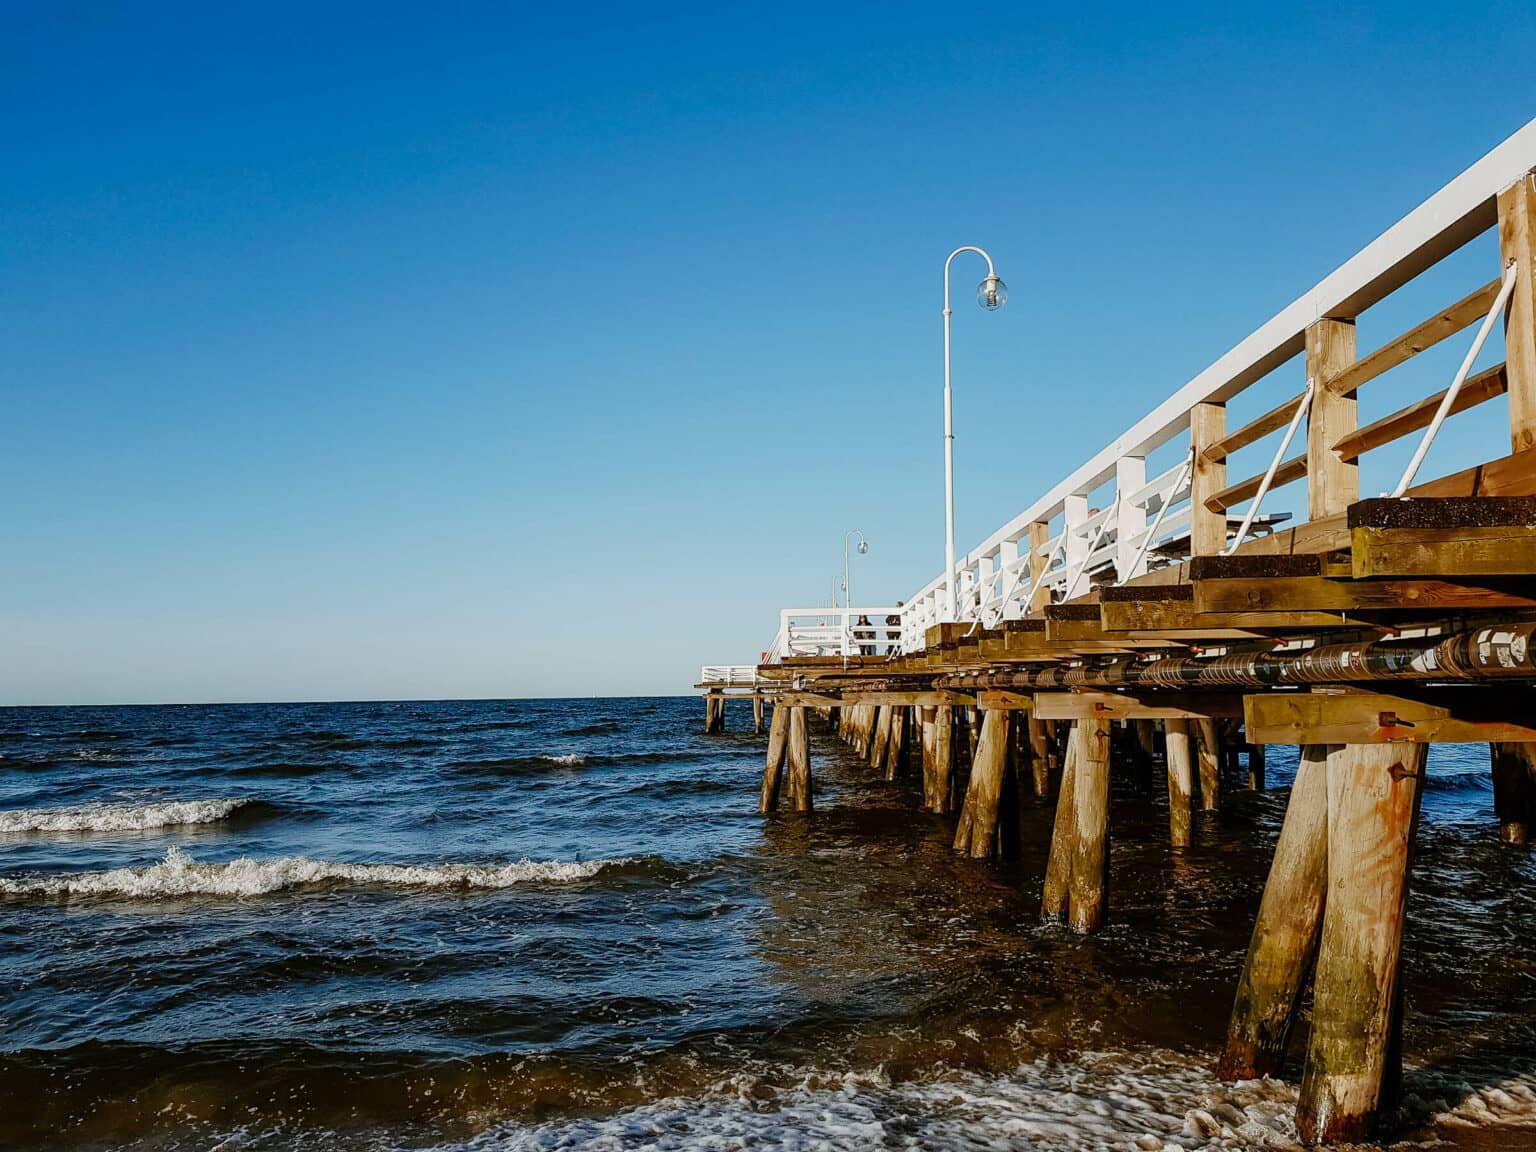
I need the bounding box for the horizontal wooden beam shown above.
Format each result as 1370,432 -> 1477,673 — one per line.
1352,525 -> 1536,577
1331,364 -> 1507,463
1323,276 -> 1503,396
1205,455 -> 1308,513
978,690 -> 1035,711
1245,688 -> 1536,744
847,690 -> 976,707
1196,574 -> 1536,614
1202,390 -> 1308,464
1035,690 -> 1245,721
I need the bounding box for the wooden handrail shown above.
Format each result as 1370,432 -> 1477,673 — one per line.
1323,276 -> 1502,396
1204,455 -> 1307,513
1201,389 -> 1308,463
1331,364 -> 1508,463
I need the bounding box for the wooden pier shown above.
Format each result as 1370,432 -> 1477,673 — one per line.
703,120 -> 1536,1144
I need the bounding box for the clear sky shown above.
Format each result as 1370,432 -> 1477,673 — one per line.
5,2 -> 1536,704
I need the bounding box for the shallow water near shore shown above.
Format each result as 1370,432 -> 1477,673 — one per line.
2,696 -> 1535,1150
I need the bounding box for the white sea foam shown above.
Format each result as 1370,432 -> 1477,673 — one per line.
433,1052 -> 1536,1151
0,846 -> 627,899
540,754 -> 586,766
0,798 -> 251,834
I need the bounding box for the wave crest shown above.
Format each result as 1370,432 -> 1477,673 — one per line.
0,798 -> 252,834
0,846 -> 628,899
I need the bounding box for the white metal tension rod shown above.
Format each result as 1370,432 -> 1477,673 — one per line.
1223,381 -> 1316,556
1392,260 -> 1520,497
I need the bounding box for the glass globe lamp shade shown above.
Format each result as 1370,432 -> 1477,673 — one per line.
978,275 -> 1007,311
857,541 -> 868,554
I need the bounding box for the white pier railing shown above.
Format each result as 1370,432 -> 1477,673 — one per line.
762,607 -> 905,663
699,665 -> 765,687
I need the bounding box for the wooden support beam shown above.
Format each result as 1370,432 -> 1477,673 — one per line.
705,693 -> 725,734
1498,171 -> 1536,452
753,694 -> 764,734
844,690 -> 975,707
1033,690 -> 1244,722
1491,742 -> 1536,845
884,706 -> 907,782
977,689 -> 1034,711
1194,718 -> 1221,811
1323,276 -> 1502,396
1349,496 -> 1536,577
1041,724 -> 1081,923
1245,688 -> 1536,745
869,705 -> 892,768
1297,741 -> 1425,1144
1196,573 -> 1536,614
1204,455 -> 1307,514
759,703 -> 791,813
1220,744 -> 1329,1081
1307,317 -> 1358,519
785,706 -> 813,812
1068,714 -> 1113,934
1027,714 -> 1053,797
1165,718 -> 1194,848
1331,364 -> 1507,463
954,709 -> 1011,858
1202,389 -> 1308,464
1191,402 -> 1228,556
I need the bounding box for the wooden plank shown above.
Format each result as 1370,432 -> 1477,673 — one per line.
1202,389 -> 1308,464
1331,364 -> 1507,463
1245,689 -> 1536,744
1307,317 -> 1359,518
1323,276 -> 1502,396
978,689 -> 1035,711
1499,172 -> 1536,452
1197,574 -> 1536,614
849,691 -> 976,707
1205,455 -> 1307,513
1352,526 -> 1536,577
1034,690 -> 1245,721
1191,402 -> 1228,554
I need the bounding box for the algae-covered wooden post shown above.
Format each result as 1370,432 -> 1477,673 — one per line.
954,709 -> 1010,858
1041,723 -> 1082,922
759,703 -> 790,813
1194,717 -> 1222,811
1296,741 -> 1426,1145
927,705 -> 955,813
1490,743 -> 1536,844
1165,717 -> 1195,848
785,706 -> 813,813
1498,168 -> 1536,452
1068,714 -> 1112,934
1219,744 -> 1330,1080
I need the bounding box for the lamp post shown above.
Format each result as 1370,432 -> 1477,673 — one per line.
943,246 -> 1006,621
842,529 -> 868,609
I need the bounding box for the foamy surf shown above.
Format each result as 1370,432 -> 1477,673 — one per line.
0,798 -> 252,834
0,846 -> 628,899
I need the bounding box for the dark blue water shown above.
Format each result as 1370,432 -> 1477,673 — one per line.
2,698 -> 1534,1150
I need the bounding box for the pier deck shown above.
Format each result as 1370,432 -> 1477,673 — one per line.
702,117 -> 1536,1144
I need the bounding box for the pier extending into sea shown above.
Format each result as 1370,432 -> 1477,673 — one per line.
700,116 -> 1536,1144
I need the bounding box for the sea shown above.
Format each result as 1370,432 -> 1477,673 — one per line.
2,696 -> 1535,1151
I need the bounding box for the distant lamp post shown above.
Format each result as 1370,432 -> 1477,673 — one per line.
943,246 -> 1006,621
842,529 -> 868,609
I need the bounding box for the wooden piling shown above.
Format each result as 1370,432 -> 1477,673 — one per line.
1219,744 -> 1329,1080
1068,714 -> 1112,934
1491,742 -> 1536,844
869,705 -> 891,767
753,694 -> 765,735
784,706 -> 813,813
885,707 -> 907,781
1246,740 -> 1266,790
925,705 -> 955,813
1041,724 -> 1082,922
705,693 -> 725,734
1165,717 -> 1195,848
1296,741 -> 1426,1145
759,703 -> 790,813
954,709 -> 1010,858
1027,714 -> 1053,796
1194,717 -> 1221,811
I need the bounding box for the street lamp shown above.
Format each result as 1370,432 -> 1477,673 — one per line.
842,529 -> 868,609
942,246 -> 1006,621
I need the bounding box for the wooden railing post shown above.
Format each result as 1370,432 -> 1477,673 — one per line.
1190,402 -> 1227,555
1028,520 -> 1051,612
1498,170 -> 1536,452
1115,455 -> 1146,582
1306,317 -> 1359,518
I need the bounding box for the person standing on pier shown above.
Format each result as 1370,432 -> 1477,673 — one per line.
855,614 -> 874,656
884,602 -> 904,656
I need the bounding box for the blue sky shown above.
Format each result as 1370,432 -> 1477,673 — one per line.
4,2 -> 1536,704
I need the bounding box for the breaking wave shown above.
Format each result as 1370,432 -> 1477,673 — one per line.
0,798 -> 255,834
0,846 -> 630,900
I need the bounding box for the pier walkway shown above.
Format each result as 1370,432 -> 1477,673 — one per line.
700,117 -> 1536,1144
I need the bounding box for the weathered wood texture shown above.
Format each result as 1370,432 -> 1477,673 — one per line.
1194,718 -> 1221,811
1068,715 -> 1113,934
1306,317 -> 1358,518
1297,741 -> 1425,1145
1219,745 -> 1330,1080
1324,276 -> 1502,396
759,703 -> 790,813
1191,402 -> 1228,555
785,706 -> 813,813
954,709 -> 1010,858
1165,718 -> 1194,848
1041,725 -> 1081,923
1491,742 -> 1536,844
1331,364 -> 1507,463
1499,171 -> 1536,452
